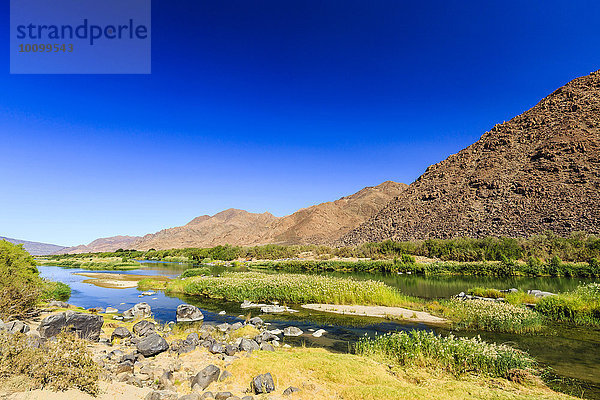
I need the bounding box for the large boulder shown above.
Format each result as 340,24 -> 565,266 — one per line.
38,311 -> 103,340
238,338 -> 260,352
123,302 -> 152,319
252,373 -> 275,394
133,320 -> 156,337
176,304 -> 204,322
283,326 -> 303,337
191,364 -> 220,391
136,333 -> 169,357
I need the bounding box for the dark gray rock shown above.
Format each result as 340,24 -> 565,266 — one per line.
283,386 -> 300,395
214,392 -> 233,400
176,304 -> 204,322
6,320 -> 30,334
120,352 -> 137,363
136,333 -> 169,357
124,302 -> 152,319
185,332 -> 200,345
111,327 -> 132,341
145,390 -> 179,400
238,338 -> 259,352
38,311 -> 103,340
133,320 -> 157,337
252,373 -> 275,394
257,331 -> 279,343
191,364 -> 220,391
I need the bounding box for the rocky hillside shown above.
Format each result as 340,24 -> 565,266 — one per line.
0,236 -> 66,256
57,236 -> 140,254
131,209 -> 278,251
340,70 -> 600,245
123,181 -> 406,251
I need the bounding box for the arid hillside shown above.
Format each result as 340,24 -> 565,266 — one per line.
340,70 -> 600,245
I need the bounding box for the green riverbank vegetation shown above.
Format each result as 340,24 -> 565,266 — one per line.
465,283 -> 600,326
45,231 -> 600,263
355,330 -> 537,378
164,271 -> 417,307
40,257 -> 142,270
0,240 -> 71,320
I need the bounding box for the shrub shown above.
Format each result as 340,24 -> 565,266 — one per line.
535,283 -> 600,325
0,331 -> 100,395
447,299 -> 543,333
41,281 -> 71,301
467,287 -> 503,299
0,241 -> 43,320
355,330 -> 536,378
180,266 -> 212,278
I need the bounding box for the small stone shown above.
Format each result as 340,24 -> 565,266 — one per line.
215,392 -> 233,400
178,394 -> 201,400
219,370 -> 232,382
115,361 -> 134,374
199,393 -> 215,399
260,343 -> 274,352
111,327 -> 132,341
224,344 -> 237,356
145,390 -> 179,400
123,302 -> 152,319
283,327 -> 303,337
248,317 -> 263,327
283,386 -> 300,396
238,338 -> 259,352
216,323 -> 230,333
229,322 -> 243,331
105,306 -> 119,313
312,329 -> 327,338
209,343 -> 225,354
218,311 -> 226,315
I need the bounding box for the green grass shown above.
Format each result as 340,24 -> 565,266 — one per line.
40,259 -> 141,270
444,299 -> 544,333
355,330 -> 537,378
137,277 -> 168,291
40,280 -> 71,301
167,271 -> 417,307
535,283 -> 600,326
467,287 -> 504,299
180,266 -> 213,278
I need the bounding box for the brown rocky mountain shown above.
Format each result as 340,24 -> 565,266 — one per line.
130,181 -> 407,250
56,236 -> 140,254
339,70 -> 600,245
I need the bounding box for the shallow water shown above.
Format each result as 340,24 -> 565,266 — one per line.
39,263 -> 600,399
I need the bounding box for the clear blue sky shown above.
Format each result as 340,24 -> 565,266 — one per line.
1,0 -> 599,246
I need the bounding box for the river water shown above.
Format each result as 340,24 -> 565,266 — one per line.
39,263 -> 600,399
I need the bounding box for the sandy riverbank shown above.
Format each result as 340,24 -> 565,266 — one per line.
301,304 -> 448,324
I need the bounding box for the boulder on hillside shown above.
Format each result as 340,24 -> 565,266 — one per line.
136,333 -> 169,357
252,373 -> 275,394
133,320 -> 156,337
111,326 -> 132,341
38,311 -> 103,340
176,304 -> 204,322
191,364 -> 220,391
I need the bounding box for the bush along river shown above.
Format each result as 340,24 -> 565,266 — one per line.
39,262 -> 600,399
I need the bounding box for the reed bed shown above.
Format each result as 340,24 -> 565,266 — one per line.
355,330 -> 537,378
448,299 -> 544,333
168,271 -> 415,307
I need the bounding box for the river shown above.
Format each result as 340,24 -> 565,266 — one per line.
39,262 -> 600,399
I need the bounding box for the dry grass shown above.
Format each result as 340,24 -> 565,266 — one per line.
227,347 -> 575,400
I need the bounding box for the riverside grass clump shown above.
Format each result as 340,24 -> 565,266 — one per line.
535,283 -> 600,326
168,271 -> 416,307
0,331 -> 100,395
447,299 -> 543,333
355,330 -> 536,379
180,266 -> 213,278
40,258 -> 141,270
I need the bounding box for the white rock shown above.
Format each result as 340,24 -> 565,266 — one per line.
105,307 -> 118,314
312,329 -> 327,338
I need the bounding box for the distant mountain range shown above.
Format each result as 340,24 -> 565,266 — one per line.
56,181 -> 407,253
0,236 -> 66,256
20,70 -> 600,254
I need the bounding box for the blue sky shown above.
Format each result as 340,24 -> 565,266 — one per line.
1,0 -> 600,246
